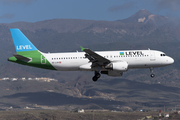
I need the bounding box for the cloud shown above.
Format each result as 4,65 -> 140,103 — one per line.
153,0 -> 180,12
108,1 -> 137,12
0,13 -> 14,19
0,0 -> 38,5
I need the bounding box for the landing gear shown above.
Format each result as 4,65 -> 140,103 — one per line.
92,71 -> 101,82
150,67 -> 155,78
151,74 -> 155,78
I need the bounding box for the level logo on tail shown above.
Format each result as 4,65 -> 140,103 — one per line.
10,28 -> 37,52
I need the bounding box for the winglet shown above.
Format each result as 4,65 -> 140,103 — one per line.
80,46 -> 85,51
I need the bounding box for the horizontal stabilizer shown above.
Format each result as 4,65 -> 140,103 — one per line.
13,54 -> 31,62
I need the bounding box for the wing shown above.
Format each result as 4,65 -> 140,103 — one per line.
81,47 -> 110,67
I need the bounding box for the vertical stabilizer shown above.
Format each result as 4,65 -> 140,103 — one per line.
10,28 -> 38,53
9,28 -> 56,70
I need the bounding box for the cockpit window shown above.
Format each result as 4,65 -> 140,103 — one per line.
160,54 -> 166,56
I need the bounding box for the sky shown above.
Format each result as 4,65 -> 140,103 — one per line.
0,0 -> 180,23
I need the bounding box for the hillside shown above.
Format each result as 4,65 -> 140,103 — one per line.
0,110 -> 173,120
0,79 -> 180,111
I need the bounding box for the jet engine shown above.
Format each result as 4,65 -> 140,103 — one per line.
105,61 -> 128,71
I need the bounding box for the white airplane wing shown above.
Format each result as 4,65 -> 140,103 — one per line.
81,47 -> 110,67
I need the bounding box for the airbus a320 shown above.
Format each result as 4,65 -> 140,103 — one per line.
8,29 -> 174,82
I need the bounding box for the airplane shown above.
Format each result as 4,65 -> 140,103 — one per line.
8,28 -> 174,82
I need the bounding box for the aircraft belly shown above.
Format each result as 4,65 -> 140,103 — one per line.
52,61 -> 88,71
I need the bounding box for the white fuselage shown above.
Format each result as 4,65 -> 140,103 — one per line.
42,50 -> 174,71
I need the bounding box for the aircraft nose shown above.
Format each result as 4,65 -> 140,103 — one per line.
170,57 -> 174,64
168,57 -> 174,64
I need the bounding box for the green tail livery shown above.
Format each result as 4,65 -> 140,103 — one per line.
8,28 -> 56,70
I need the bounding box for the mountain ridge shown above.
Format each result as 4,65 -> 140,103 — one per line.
120,9 -> 169,27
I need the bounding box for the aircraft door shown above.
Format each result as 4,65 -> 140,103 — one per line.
150,51 -> 156,61
41,55 -> 46,64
